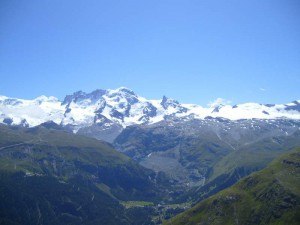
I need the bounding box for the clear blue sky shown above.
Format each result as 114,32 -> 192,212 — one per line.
0,0 -> 299,105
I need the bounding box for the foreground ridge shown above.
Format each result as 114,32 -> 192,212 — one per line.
166,148 -> 300,225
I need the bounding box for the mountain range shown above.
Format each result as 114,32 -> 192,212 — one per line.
0,87 -> 300,224
1,87 -> 300,191
1,87 -> 299,143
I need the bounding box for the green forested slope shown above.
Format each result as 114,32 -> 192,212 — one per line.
0,124 -> 169,225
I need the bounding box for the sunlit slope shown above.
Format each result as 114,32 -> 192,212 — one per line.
166,148 -> 300,225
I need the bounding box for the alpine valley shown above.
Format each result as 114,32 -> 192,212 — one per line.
0,87 -> 299,224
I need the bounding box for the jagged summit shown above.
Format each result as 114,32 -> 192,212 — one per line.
62,89 -> 107,105
161,96 -> 179,109
0,88 -> 299,134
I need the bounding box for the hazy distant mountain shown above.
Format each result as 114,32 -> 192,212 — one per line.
114,118 -> 300,191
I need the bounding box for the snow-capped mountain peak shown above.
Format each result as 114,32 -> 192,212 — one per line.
0,88 -> 299,133
107,87 -> 137,96
62,89 -> 107,105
